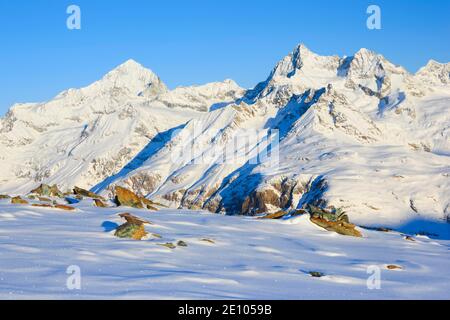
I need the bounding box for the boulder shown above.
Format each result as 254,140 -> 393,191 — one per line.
141,198 -> 159,211
114,213 -> 150,240
73,186 -> 105,200
387,264 -> 402,270
32,204 -> 53,208
114,186 -> 144,209
30,184 -> 63,198
177,240 -> 188,247
118,213 -> 151,225
11,196 -> 28,205
310,216 -> 362,237
201,238 -> 215,244
94,199 -> 107,208
308,205 -> 349,223
159,243 -> 176,249
309,271 -> 325,278
259,211 -> 288,220
54,204 -> 76,211
115,223 -> 147,240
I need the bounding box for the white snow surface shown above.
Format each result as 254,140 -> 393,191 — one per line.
0,199 -> 449,299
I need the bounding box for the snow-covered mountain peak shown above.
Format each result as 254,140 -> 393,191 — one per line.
415,59 -> 450,86
97,59 -> 168,97
270,43 -> 339,80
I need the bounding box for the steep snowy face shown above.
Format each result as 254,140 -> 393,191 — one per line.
100,44 -> 450,232
0,61 -> 244,193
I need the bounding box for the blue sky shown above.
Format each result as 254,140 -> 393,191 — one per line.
0,0 -> 449,115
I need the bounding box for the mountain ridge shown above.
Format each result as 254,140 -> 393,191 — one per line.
1,44 -> 449,234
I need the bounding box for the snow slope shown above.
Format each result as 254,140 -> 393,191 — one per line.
98,45 -> 450,232
0,199 -> 449,299
0,60 -> 243,194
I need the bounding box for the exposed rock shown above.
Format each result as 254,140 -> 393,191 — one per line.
115,223 -> 147,240
141,198 -> 159,211
73,186 -> 105,200
242,187 -> 280,215
290,209 -> 308,217
0,195 -> 11,199
375,227 -> 391,232
404,235 -> 416,242
159,243 -> 176,249
30,184 -> 63,198
118,213 -> 151,225
114,213 -> 150,240
201,238 -> 215,244
311,216 -> 362,237
259,211 -> 288,220
32,204 -> 53,208
386,264 -> 403,270
309,207 -> 362,238
309,271 -> 325,278
114,186 -> 144,209
54,204 -> 76,211
177,240 -> 188,247
308,205 -> 350,223
11,196 -> 28,205
94,199 -> 107,208
39,197 -> 52,202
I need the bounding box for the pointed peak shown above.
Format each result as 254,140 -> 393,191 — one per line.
89,59 -> 168,96
120,58 -> 141,66
354,48 -> 379,59
293,43 -> 314,56
109,59 -> 153,75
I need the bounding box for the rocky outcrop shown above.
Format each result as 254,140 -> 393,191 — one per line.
93,199 -> 107,208
308,206 -> 362,237
114,213 -> 150,240
30,184 -> 63,198
54,204 -> 76,211
11,196 -> 28,205
114,186 -> 144,209
73,186 -> 105,200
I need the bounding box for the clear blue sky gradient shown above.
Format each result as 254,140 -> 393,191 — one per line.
0,0 -> 449,115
